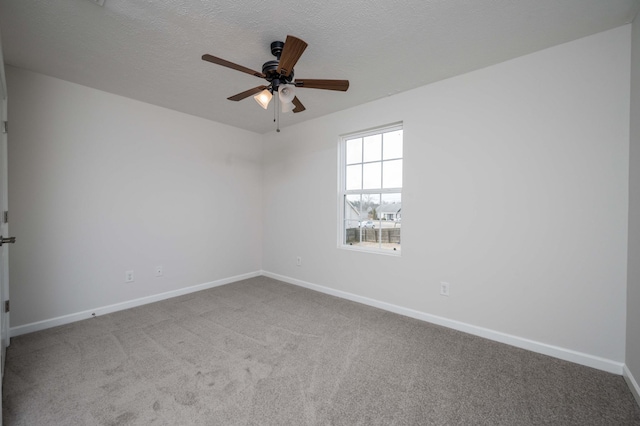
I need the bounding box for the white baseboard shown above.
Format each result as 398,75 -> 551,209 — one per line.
10,270 -> 262,337
624,365 -> 640,406
261,270 -> 624,375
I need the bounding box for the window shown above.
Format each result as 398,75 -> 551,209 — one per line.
339,124 -> 403,254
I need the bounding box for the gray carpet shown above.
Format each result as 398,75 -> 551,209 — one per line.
2,276 -> 640,425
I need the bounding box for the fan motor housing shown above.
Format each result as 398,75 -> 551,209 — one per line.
262,60 -> 294,89
262,60 -> 279,78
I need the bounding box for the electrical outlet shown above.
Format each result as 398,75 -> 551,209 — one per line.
440,282 -> 450,296
296,256 -> 302,266
155,265 -> 163,277
125,270 -> 134,283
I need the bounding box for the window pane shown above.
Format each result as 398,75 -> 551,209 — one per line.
363,162 -> 381,189
379,193 -> 401,253
345,194 -> 362,221
383,159 -> 403,189
345,194 -> 362,245
380,193 -> 401,223
346,164 -> 362,190
383,130 -> 403,160
346,138 -> 362,165
363,134 -> 382,162
345,219 -> 360,246
355,193 -> 380,248
362,193 -> 380,220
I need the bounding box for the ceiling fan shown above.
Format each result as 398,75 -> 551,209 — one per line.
202,35 -> 349,114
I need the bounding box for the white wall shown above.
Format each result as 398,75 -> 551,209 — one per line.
627,15 -> 640,399
7,66 -> 263,328
263,26 -> 631,365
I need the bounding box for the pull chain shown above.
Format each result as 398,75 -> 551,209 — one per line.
270,90 -> 281,133
276,94 -> 280,132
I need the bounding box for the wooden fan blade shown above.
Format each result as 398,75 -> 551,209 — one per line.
276,35 -> 308,77
227,85 -> 268,101
292,96 -> 306,113
294,79 -> 349,91
202,54 -> 265,78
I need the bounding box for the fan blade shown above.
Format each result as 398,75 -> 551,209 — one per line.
202,54 -> 265,78
227,85 -> 268,101
294,79 -> 349,91
276,35 -> 308,77
292,97 -> 306,113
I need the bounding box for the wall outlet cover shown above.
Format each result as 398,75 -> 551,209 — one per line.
440,282 -> 450,296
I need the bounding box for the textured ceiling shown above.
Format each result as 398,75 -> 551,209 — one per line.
0,0 -> 639,134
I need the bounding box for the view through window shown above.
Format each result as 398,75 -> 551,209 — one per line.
340,124 -> 403,254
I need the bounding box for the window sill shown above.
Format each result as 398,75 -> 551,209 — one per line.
338,244 -> 402,257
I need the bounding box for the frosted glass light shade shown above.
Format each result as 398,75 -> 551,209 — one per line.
254,89 -> 272,109
278,84 -> 296,104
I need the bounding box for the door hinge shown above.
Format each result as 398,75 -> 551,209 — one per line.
4,300 -> 9,313
1,121 -> 6,134
3,211 -> 7,224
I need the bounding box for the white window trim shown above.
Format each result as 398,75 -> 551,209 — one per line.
337,122 -> 403,255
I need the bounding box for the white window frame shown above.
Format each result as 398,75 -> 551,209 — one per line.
338,122 -> 403,256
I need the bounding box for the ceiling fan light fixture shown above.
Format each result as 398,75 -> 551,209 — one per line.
202,35 -> 349,118
278,84 -> 296,104
254,89 -> 272,109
